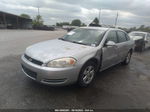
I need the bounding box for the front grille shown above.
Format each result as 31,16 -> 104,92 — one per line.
22,65 -> 37,79
24,54 -> 43,66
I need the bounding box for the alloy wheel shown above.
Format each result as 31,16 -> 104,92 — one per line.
82,66 -> 95,84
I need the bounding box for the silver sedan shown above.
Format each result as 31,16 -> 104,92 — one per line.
21,27 -> 134,87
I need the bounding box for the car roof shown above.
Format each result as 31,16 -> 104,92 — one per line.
80,27 -> 109,31
80,27 -> 124,32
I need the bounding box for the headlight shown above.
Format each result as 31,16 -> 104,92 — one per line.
47,58 -> 76,68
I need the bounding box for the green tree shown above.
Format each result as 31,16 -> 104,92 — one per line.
119,25 -> 150,33
139,25 -> 145,30
20,14 -> 31,19
56,23 -> 60,26
56,22 -> 70,26
81,23 -> 86,26
32,15 -> 43,27
71,19 -> 81,26
93,17 -> 99,25
62,22 -> 70,25
89,17 -> 100,27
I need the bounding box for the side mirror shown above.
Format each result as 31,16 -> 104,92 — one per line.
105,41 -> 116,46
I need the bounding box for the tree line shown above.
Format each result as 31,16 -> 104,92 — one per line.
20,13 -> 150,33
56,19 -> 86,27
119,25 -> 150,33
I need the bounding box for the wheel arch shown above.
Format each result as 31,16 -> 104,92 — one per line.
81,56 -> 102,72
129,48 -> 133,54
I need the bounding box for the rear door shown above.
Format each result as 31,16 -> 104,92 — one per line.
116,31 -> 129,61
101,30 -> 119,69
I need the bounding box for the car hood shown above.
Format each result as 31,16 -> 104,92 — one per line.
130,36 -> 143,40
25,39 -> 94,63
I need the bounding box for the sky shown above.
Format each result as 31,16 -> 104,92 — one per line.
0,0 -> 150,28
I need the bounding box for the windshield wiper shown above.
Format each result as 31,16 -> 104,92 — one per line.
59,38 -> 89,46
70,41 -> 89,46
58,38 -> 66,41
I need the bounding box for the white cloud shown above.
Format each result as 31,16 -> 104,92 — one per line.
0,0 -> 150,27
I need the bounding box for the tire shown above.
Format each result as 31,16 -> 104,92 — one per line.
122,51 -> 132,65
78,61 -> 96,87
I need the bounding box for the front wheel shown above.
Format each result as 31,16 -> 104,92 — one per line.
78,61 -> 96,87
121,51 -> 132,65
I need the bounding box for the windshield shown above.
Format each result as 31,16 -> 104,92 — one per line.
60,28 -> 105,46
129,32 -> 146,38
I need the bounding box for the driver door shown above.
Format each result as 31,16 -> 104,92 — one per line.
101,30 -> 119,70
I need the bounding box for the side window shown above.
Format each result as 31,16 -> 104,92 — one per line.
117,31 -> 127,43
106,31 -> 118,43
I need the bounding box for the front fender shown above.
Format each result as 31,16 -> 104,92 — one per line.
76,48 -> 102,71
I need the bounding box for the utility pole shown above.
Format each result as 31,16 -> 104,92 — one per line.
99,8 -> 101,25
115,11 -> 118,27
38,7 -> 40,16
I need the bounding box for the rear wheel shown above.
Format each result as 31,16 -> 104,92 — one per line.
122,51 -> 132,65
78,61 -> 96,87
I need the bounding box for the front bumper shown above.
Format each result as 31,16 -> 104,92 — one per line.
21,55 -> 80,86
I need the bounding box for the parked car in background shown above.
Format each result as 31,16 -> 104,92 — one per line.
21,27 -> 134,87
129,31 -> 150,51
33,25 -> 55,31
